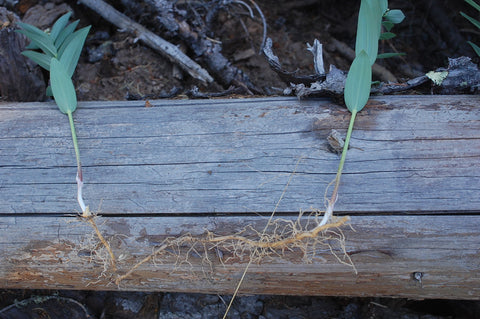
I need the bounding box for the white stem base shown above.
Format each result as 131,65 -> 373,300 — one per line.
76,172 -> 88,216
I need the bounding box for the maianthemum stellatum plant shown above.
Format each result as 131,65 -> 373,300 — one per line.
224,2 -> 405,317
319,0 -> 405,226
16,12 -> 91,217
461,0 -> 480,57
17,13 -> 117,270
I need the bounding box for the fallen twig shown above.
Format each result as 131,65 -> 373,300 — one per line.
263,37 -> 325,85
78,0 -> 214,84
273,38 -> 480,98
132,0 -> 260,92
329,37 -> 398,83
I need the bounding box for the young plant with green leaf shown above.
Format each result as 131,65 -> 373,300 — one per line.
460,0 -> 480,57
320,0 -> 404,226
378,7 -> 406,59
17,12 -> 91,217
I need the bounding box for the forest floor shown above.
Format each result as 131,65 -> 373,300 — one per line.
1,0 -> 479,318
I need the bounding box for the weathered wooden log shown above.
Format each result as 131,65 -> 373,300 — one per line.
1,215 -> 479,299
0,95 -> 479,298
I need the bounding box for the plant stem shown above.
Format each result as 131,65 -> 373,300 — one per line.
67,111 -> 88,216
319,109 -> 358,226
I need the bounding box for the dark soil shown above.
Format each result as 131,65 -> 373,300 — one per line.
1,289 -> 479,318
1,0 -> 479,318
3,0 -> 479,101
75,0 -> 479,100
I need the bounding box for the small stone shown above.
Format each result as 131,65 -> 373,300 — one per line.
327,129 -> 345,154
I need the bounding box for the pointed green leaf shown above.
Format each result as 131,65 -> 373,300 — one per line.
59,26 -> 91,77
54,20 -> 79,48
17,22 -> 48,38
372,0 -> 387,34
50,12 -> 72,42
379,32 -> 396,40
379,0 -> 388,14
344,50 -> 372,113
367,0 -> 384,38
50,58 -> 77,114
460,12 -> 480,29
356,0 -> 383,65
382,20 -> 394,31
16,22 -> 57,57
19,31 -> 57,57
467,41 -> 480,57
58,24 -> 88,59
465,0 -> 480,12
377,52 -> 406,59
25,42 -> 40,50
21,50 -> 51,70
384,9 -> 405,24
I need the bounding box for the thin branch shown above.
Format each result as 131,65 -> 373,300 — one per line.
138,0 -> 258,91
78,0 -> 214,84
263,38 -> 325,85
330,37 -> 397,83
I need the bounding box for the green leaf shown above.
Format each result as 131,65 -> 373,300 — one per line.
377,52 -> 406,59
379,0 -> 388,14
59,26 -> 91,77
54,20 -> 79,49
356,0 -> 382,65
344,50 -> 372,113
25,42 -> 40,50
467,41 -> 480,57
50,58 -> 77,114
379,32 -> 396,40
460,12 -> 480,29
465,0 -> 480,12
16,22 -> 57,57
21,50 -> 51,70
370,0 -> 385,37
384,9 -> 405,24
57,25 -> 88,60
50,12 -> 72,42
382,20 -> 395,31
16,22 -> 48,38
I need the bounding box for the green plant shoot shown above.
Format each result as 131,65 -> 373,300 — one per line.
460,0 -> 480,57
17,13 -> 91,216
320,0 -> 404,226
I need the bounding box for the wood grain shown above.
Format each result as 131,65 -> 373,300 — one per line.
1,96 -> 479,214
0,95 -> 479,298
0,215 -> 479,299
